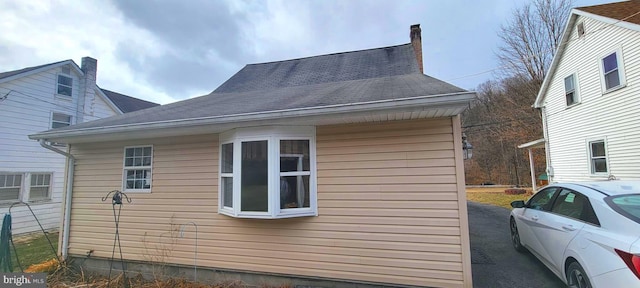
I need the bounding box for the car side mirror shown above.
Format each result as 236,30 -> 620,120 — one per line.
511,200 -> 526,208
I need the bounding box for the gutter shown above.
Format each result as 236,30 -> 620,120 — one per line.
30,91 -> 476,141
39,139 -> 75,260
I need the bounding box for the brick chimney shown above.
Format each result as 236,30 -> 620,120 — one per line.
410,24 -> 423,74
78,57 -> 97,122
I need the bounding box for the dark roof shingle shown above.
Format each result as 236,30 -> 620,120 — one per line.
577,0 -> 640,25
215,44 -> 421,93
35,43 -> 469,134
101,89 -> 159,113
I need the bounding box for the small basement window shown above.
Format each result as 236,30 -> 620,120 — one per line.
57,74 -> 73,97
219,126 -> 317,219
123,146 -> 153,192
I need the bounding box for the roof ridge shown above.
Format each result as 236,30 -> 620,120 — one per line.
246,43 -> 413,66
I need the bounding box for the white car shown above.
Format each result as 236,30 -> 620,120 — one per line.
509,181 -> 640,288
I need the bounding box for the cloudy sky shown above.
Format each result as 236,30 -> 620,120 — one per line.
0,0 -> 608,104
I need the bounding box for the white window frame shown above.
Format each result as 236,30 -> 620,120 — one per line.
587,139 -> 609,175
56,74 -> 73,97
0,173 -> 24,203
122,146 -> 153,193
0,172 -> 54,203
219,126 -> 317,219
28,173 -> 52,201
599,48 -> 626,93
564,73 -> 579,107
51,112 -> 72,128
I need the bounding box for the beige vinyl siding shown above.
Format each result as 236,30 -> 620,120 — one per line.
543,15 -> 640,181
67,118 -> 468,288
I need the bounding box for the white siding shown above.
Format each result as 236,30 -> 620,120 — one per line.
85,92 -> 119,122
542,15 -> 640,182
0,64 -> 119,234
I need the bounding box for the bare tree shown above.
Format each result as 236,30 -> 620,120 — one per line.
497,0 -> 573,82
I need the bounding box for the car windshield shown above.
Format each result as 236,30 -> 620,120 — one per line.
605,194 -> 640,224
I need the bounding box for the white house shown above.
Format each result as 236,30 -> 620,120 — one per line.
532,0 -> 640,183
0,57 -> 158,234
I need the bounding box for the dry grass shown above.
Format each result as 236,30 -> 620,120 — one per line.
46,264 -> 293,288
466,187 -> 533,209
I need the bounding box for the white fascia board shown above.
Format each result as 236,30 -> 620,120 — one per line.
536,8 -> 640,108
0,60 -> 83,85
95,87 -> 124,115
30,91 -> 476,142
534,12 -> 578,109
573,9 -> 640,33
518,138 -> 546,149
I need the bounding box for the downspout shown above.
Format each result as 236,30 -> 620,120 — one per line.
540,107 -> 553,183
39,139 -> 75,260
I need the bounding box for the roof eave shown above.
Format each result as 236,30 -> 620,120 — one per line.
30,91 -> 476,143
534,11 -> 579,108
0,60 -> 82,85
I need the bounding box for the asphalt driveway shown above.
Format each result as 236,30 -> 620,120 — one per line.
468,201 -> 565,288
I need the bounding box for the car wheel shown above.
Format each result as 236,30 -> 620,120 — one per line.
567,261 -> 592,288
510,217 -> 525,252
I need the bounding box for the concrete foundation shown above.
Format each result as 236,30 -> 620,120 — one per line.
69,256 -> 420,288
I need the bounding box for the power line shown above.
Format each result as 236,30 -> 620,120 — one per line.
445,9 -> 640,84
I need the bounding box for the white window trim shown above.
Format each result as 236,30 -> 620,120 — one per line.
564,73 -> 580,107
599,47 -> 626,94
0,172 -> 54,204
51,112 -> 73,128
56,74 -> 73,98
586,138 -> 609,176
27,173 -> 53,201
122,145 -> 153,193
218,126 -> 317,219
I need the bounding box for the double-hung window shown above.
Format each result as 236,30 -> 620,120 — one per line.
589,140 -> 608,174
57,75 -> 73,97
0,173 -> 53,202
219,126 -> 317,219
52,113 -> 72,128
601,50 -> 626,92
29,173 -> 52,200
0,174 -> 22,202
123,146 -> 153,192
564,74 -> 578,106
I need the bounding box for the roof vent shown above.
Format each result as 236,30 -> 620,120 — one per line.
577,22 -> 585,38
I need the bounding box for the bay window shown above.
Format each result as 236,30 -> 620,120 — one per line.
219,127 -> 317,219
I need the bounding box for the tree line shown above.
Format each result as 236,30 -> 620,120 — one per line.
462,0 -> 573,186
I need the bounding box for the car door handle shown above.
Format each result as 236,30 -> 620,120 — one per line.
562,225 -> 576,231
531,215 -> 539,221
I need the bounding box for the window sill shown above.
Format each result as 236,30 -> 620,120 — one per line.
54,94 -> 73,101
565,102 -> 581,109
603,84 -> 626,95
122,189 -> 151,193
219,209 -> 317,219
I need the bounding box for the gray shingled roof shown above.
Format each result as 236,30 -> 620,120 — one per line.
216,44 -> 421,93
31,43 -> 471,138
0,60 -> 70,81
101,88 -> 159,113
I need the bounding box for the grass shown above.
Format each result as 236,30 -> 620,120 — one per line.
466,187 -> 533,209
10,231 -> 59,272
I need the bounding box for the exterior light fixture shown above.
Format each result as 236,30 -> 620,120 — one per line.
462,133 -> 473,160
